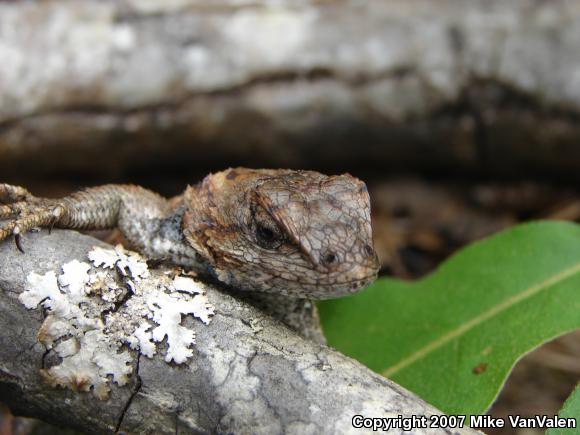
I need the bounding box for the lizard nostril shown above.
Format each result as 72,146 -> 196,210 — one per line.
322,251 -> 337,266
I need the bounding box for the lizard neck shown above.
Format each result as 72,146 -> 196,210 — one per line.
145,200 -> 208,273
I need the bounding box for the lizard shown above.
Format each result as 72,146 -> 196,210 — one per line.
0,168 -> 379,339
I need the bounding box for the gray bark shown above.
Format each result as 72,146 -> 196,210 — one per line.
1,0 -> 580,180
0,230 -> 480,434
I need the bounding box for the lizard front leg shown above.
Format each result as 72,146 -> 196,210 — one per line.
0,183 -> 66,252
0,184 -> 198,266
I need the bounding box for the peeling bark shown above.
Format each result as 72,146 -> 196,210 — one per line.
0,230 -> 480,434
1,0 -> 580,180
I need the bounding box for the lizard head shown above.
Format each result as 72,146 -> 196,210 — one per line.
183,168 -> 379,299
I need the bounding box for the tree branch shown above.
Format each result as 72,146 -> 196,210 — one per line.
0,230 -> 479,434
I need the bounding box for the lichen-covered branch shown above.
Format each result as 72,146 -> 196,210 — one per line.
1,0 -> 580,179
0,230 -> 479,434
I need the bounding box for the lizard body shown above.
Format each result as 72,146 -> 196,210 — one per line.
0,168 -> 379,299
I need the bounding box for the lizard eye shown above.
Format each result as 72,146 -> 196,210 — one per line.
255,221 -> 284,249
256,224 -> 275,243
253,207 -> 284,249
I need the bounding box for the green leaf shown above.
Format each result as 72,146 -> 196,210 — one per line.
318,221 -> 580,416
546,384 -> 580,435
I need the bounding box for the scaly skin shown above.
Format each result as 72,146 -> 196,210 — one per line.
0,168 -> 379,299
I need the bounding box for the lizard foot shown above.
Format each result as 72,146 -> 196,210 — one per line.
0,184 -> 33,203
0,184 -> 64,252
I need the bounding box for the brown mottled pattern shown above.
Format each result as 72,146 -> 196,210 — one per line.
0,168 -> 379,299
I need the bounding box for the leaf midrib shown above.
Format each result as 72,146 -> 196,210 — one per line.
381,261 -> 580,377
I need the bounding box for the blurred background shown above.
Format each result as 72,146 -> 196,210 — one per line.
1,0 -> 579,433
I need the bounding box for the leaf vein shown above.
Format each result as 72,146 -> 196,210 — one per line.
382,262 -> 580,378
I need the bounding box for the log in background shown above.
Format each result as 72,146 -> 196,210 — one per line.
1,0 -> 580,181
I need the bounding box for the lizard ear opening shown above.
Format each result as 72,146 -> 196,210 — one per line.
182,184 -> 215,262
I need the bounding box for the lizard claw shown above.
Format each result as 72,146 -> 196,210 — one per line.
0,191 -> 63,252
14,233 -> 25,253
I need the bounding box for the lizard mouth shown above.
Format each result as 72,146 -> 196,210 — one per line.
298,272 -> 378,299
328,274 -> 376,286
343,274 -> 377,289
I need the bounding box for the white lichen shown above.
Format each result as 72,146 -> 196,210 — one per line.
88,244 -> 150,280
58,260 -> 91,303
20,244 -> 215,399
172,275 -> 204,295
147,289 -> 215,363
42,331 -> 133,401
87,246 -> 119,269
20,271 -> 62,310
127,323 -> 155,358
